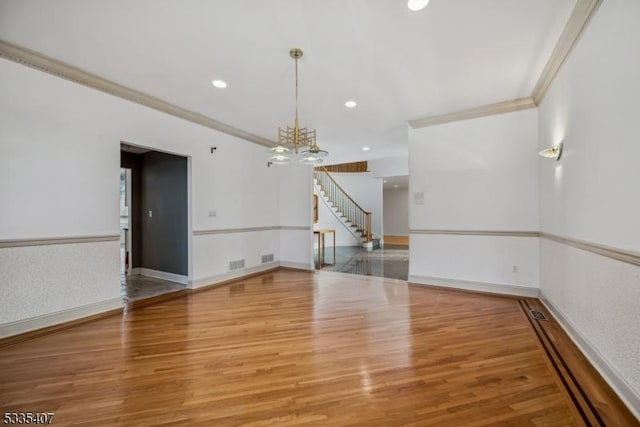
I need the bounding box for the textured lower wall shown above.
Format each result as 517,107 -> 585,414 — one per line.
409,234 -> 539,289
0,240 -> 121,324
540,238 -> 640,409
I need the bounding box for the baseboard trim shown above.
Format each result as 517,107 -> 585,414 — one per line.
0,297 -> 123,343
539,293 -> 640,419
192,262 -> 280,289
136,268 -> 190,285
408,275 -> 539,298
279,261 -> 314,271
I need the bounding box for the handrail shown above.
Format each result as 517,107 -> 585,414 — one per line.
318,167 -> 370,214
316,161 -> 368,173
314,167 -> 372,242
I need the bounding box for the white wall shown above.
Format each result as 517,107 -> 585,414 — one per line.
0,58 -> 312,329
369,156 -> 408,178
409,108 -> 539,293
383,187 -> 409,236
537,0 -> 640,412
279,163 -> 314,270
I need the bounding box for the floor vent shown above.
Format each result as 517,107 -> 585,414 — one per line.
528,309 -> 548,321
229,259 -> 245,271
261,253 -> 274,264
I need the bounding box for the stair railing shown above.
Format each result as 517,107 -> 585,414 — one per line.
313,167 -> 372,242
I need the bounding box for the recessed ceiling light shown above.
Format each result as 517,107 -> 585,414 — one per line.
345,100 -> 357,108
394,184 -> 399,188
212,79 -> 227,89
383,180 -> 388,183
407,0 -> 430,11
361,146 -> 370,152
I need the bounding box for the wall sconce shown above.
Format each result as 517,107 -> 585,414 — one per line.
538,142 -> 563,161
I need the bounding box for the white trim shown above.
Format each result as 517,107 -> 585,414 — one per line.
540,232 -> 640,267
409,98 -> 536,129
0,40 -> 273,148
279,261 -> 314,271
193,226 -> 310,235
539,293 -> 640,420
408,275 -> 539,298
279,226 -> 312,231
531,0 -> 603,104
0,234 -> 120,248
135,268 -> 190,285
0,297 -> 122,339
409,229 -> 539,237
191,262 -> 280,289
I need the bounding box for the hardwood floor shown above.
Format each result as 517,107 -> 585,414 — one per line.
384,236 -> 409,246
0,270 -> 636,426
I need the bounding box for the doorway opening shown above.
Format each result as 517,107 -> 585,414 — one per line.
312,165 -> 409,281
120,168 -> 132,278
120,143 -> 189,302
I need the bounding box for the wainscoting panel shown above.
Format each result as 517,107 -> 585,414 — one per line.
0,239 -> 121,326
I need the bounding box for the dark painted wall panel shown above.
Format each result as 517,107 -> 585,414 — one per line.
141,151 -> 188,275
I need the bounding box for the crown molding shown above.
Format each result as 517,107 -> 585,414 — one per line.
409,98 -> 536,129
531,0 -> 603,105
0,40 -> 274,148
2,1 -> 603,138
410,0 -> 603,129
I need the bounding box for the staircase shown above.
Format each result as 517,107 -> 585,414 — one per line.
313,167 -> 373,246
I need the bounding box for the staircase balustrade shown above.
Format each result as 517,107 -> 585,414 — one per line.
313,167 -> 372,243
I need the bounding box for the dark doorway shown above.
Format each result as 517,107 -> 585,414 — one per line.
120,144 -> 188,302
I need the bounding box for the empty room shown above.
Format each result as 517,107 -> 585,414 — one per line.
1,0 -> 638,425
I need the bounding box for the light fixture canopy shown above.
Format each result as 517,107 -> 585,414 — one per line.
212,79 -> 227,89
345,100 -> 357,108
538,142 -> 563,160
407,0 -> 430,12
268,48 -> 329,165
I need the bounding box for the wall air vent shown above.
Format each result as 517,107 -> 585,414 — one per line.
261,253 -> 274,264
229,259 -> 245,271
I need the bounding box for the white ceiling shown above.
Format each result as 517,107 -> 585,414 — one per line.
0,0 -> 575,164
383,175 -> 409,190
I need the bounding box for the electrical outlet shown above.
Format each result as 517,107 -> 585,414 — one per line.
512,265 -> 518,273
148,210 -> 153,218
208,210 -> 217,217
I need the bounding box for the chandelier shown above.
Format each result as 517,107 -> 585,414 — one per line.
268,48 -> 328,165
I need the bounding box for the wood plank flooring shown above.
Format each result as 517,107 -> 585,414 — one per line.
0,270 -> 637,426
384,236 -> 409,246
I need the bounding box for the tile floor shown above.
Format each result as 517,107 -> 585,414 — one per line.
317,244 -> 409,280
120,274 -> 187,303
119,242 -> 408,302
